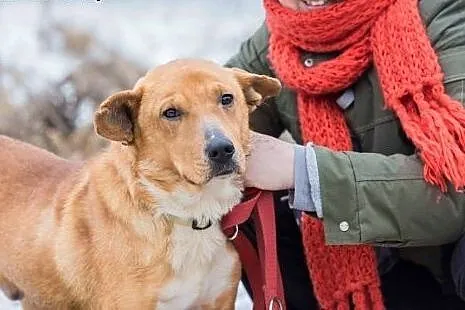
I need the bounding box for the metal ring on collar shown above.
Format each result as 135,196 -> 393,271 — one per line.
268,297 -> 284,310
227,225 -> 239,241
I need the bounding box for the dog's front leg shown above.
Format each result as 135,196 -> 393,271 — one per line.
207,284 -> 240,310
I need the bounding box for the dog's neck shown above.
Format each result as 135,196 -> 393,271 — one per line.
95,146 -> 243,234
140,173 -> 244,230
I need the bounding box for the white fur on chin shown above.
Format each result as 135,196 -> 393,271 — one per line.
141,174 -> 243,223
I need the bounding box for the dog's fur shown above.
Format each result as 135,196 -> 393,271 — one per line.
0,59 -> 281,309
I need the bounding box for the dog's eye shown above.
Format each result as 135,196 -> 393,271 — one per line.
162,108 -> 181,120
220,94 -> 234,107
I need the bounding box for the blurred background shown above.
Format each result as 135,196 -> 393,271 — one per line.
0,0 -> 265,308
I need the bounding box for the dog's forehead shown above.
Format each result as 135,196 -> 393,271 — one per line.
143,59 -> 236,89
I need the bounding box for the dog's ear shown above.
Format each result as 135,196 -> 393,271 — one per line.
231,68 -> 281,112
94,88 -> 143,144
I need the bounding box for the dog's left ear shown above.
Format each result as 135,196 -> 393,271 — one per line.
230,68 -> 281,112
94,88 -> 143,144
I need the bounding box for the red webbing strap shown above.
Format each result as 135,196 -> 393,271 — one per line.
222,189 -> 286,310
233,232 -> 265,308
222,189 -> 261,229
254,191 -> 285,309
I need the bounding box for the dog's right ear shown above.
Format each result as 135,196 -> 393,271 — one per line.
230,68 -> 281,112
94,88 -> 143,144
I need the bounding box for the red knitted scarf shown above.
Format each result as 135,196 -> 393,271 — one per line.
265,0 -> 465,309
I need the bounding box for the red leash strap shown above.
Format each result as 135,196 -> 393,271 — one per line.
254,191 -> 285,309
232,232 -> 265,308
222,189 -> 286,310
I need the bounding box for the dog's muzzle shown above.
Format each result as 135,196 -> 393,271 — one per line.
205,130 -> 237,177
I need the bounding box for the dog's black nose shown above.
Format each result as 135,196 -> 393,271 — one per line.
206,137 -> 235,163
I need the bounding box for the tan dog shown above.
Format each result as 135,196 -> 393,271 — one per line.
0,59 -> 281,310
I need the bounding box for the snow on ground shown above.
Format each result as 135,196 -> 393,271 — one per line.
0,0 -> 265,308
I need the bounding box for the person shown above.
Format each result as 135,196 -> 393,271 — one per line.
225,0 -> 465,309
452,235 -> 465,302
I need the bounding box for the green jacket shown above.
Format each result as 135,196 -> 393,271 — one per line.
225,0 -> 465,273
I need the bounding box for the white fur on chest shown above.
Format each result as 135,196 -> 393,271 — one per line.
156,225 -> 238,310
142,176 -> 243,309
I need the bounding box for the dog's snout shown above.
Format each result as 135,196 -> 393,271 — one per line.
205,128 -> 238,177
206,138 -> 235,163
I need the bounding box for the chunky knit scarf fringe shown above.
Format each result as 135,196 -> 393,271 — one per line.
265,0 -> 465,309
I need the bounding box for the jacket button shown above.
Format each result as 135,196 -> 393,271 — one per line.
303,57 -> 314,68
339,221 -> 350,232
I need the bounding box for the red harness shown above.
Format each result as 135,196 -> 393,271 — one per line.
221,189 -> 286,310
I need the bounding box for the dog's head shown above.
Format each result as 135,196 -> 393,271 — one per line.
94,59 -> 280,220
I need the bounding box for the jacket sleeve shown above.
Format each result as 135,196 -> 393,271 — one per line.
224,23 -> 285,138
316,0 -> 465,247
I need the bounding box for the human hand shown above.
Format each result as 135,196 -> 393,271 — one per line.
245,131 -> 295,191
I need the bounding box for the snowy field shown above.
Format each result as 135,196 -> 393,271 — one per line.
0,0 -> 265,309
